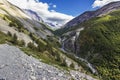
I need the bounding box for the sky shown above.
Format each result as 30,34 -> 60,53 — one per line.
39,0 -> 95,16
7,0 -> 120,28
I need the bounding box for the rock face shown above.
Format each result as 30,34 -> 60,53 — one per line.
64,1 -> 120,28
0,44 -> 97,80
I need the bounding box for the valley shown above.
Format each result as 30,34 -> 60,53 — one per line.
0,0 -> 120,80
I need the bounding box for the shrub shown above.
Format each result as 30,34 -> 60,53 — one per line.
55,53 -> 61,62
61,58 -> 67,67
11,33 -> 18,44
9,22 -> 16,27
70,62 -> 75,68
18,40 -> 25,47
7,31 -> 12,37
27,42 -> 36,50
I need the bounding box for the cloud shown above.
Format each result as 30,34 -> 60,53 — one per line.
7,0 -> 74,27
92,0 -> 120,8
53,5 -> 56,8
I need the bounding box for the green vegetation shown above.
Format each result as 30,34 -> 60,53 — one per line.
77,10 -> 120,80
7,31 -> 12,37
0,31 -> 12,44
60,58 -> 67,67
70,62 -> 75,69
21,44 -> 69,70
0,30 -> 69,70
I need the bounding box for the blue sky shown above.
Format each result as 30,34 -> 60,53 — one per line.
40,0 -> 95,16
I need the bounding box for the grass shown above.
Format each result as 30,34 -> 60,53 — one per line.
0,31 -> 12,44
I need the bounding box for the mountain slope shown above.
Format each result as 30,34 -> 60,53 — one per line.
59,7 -> 120,80
0,44 -> 98,80
76,10 -> 120,80
0,44 -> 70,80
0,0 -> 53,39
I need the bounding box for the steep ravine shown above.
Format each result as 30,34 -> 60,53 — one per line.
61,40 -> 97,74
60,28 -> 98,74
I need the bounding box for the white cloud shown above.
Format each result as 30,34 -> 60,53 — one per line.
53,5 -> 56,8
92,0 -> 120,8
7,0 -> 74,27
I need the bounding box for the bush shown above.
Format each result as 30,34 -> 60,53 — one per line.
61,58 -> 67,67
18,40 -> 25,47
27,42 -> 36,50
11,33 -> 18,44
9,22 -> 16,27
7,31 -> 12,37
55,53 -> 61,62
70,62 -> 75,68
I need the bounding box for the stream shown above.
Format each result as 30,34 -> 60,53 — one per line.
60,39 -> 97,74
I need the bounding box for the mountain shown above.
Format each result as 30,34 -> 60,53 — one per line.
65,1 -> 120,28
24,9 -> 43,22
0,0 -> 98,80
0,0 -> 53,39
56,1 -> 120,35
1,0 -> 120,80
55,1 -> 120,80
